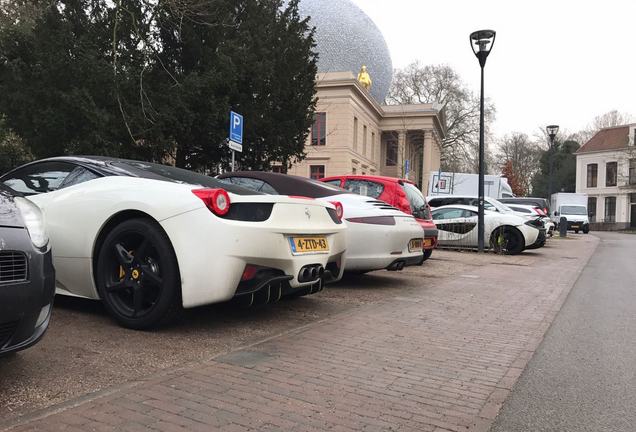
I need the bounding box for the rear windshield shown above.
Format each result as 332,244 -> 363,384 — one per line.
110,161 -> 258,195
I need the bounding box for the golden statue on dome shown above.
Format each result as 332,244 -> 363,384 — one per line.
357,65 -> 372,91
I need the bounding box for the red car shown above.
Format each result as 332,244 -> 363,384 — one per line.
321,175 -> 438,261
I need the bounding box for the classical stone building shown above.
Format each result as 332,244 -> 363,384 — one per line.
575,124 -> 636,230
284,0 -> 445,193
286,71 -> 445,193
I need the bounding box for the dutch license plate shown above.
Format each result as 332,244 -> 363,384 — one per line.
424,238 -> 432,248
288,236 -> 329,254
409,238 -> 424,252
571,225 -> 580,229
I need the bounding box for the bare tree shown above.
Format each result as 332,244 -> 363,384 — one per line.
574,110 -> 635,144
496,132 -> 541,195
386,62 -> 496,173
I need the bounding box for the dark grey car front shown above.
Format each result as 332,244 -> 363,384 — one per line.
0,187 -> 55,356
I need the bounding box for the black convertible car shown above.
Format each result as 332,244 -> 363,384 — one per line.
0,185 -> 55,356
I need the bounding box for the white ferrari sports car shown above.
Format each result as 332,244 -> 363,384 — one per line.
217,172 -> 425,272
0,157 -> 347,329
430,204 -> 540,255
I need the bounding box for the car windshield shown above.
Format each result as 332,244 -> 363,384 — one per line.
109,160 -> 258,195
561,205 -> 587,215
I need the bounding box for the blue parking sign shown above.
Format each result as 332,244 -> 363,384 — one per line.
230,111 -> 243,144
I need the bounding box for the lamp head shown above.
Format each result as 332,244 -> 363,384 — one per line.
470,30 -> 496,67
546,124 -> 559,140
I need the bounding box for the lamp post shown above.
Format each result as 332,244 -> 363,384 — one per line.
470,29 -> 496,253
546,125 -> 559,200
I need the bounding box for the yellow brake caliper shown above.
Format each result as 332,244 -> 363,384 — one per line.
118,250 -> 134,281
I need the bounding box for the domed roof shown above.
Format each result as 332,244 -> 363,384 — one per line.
297,0 -> 393,102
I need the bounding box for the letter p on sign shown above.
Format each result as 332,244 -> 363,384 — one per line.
230,111 -> 243,144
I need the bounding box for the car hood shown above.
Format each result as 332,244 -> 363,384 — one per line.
0,189 -> 23,228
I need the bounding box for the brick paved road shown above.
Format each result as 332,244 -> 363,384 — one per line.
1,236 -> 598,432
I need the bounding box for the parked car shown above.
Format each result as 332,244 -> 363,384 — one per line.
319,175 -> 438,261
1,157 -> 347,330
427,195 -> 546,249
498,197 -> 550,216
430,205 -> 540,255
218,172 -> 425,273
0,185 -> 55,355
505,204 -> 555,237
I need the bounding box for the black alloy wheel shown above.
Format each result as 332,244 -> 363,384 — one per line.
490,226 -> 525,255
96,218 -> 180,329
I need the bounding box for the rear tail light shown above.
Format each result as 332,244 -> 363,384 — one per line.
241,265 -> 259,281
533,208 -> 546,216
192,188 -> 231,216
329,201 -> 344,221
346,216 -> 396,225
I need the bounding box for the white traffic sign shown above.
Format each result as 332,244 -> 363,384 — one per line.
228,140 -> 243,152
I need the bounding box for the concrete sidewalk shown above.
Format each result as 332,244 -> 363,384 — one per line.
1,236 -> 598,432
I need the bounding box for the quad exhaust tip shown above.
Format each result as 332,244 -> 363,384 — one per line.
298,264 -> 325,283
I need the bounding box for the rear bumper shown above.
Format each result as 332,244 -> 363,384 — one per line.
423,228 -> 438,249
343,216 -> 424,271
0,230 -> 55,356
527,228 -> 547,249
386,253 -> 425,270
161,206 -> 347,308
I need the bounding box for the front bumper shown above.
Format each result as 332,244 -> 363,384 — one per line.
0,228 -> 55,356
161,205 -> 347,308
567,221 -> 589,231
343,216 -> 424,271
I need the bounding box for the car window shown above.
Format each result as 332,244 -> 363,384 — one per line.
432,208 -> 467,220
59,166 -> 101,189
462,209 -> 478,217
1,161 -> 76,195
344,179 -> 384,198
322,179 -> 342,187
219,176 -> 279,195
258,181 -> 277,194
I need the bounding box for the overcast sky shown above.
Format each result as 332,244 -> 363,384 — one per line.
351,0 -> 636,140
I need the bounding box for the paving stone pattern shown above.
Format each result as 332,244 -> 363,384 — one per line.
1,237 -> 598,432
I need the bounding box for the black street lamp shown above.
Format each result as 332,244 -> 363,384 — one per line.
546,125 -> 559,199
470,29 -> 496,253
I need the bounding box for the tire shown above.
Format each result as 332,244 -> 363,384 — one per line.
95,218 -> 181,330
583,226 -> 590,234
490,226 -> 525,255
422,249 -> 433,262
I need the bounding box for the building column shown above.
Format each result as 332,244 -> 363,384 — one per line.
398,130 -> 406,178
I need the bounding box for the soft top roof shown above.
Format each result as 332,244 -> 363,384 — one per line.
218,171 -> 348,198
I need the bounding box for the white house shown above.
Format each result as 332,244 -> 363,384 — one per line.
575,124 -> 636,230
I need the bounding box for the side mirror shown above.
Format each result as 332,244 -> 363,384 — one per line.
554,211 -> 559,216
